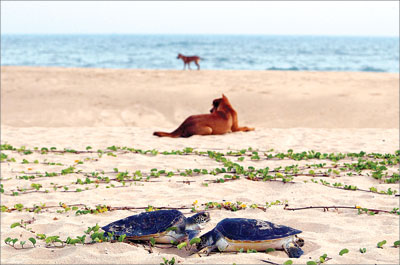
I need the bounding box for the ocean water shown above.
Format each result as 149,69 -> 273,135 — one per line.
1,34 -> 399,72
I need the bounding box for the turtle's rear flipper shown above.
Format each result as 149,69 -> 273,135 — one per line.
284,242 -> 304,258
186,230 -> 200,241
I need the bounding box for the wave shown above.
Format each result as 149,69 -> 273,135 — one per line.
267,66 -> 388,73
266,66 -> 303,71
2,35 -> 398,72
359,66 -> 386,72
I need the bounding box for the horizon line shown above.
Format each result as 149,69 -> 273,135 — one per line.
1,33 -> 399,38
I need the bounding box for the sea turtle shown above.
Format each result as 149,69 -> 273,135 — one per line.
102,209 -> 210,243
196,218 -> 304,258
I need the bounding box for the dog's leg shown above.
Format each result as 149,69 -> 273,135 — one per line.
195,61 -> 200,70
183,126 -> 212,137
188,62 -> 191,70
233,127 -> 255,132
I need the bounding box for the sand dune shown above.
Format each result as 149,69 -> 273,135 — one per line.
1,66 -> 399,264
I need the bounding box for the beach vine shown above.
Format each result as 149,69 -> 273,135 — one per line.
1,143 -> 399,264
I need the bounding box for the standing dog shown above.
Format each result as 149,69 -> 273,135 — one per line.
177,53 -> 201,70
153,94 -> 254,138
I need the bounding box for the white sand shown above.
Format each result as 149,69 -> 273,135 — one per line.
1,67 -> 399,264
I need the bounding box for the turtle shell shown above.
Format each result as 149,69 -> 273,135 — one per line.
102,209 -> 185,237
215,218 -> 302,241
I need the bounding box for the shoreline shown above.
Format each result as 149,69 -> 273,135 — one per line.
2,65 -> 399,74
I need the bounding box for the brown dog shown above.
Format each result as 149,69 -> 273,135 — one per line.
177,53 -> 201,70
153,94 -> 254,138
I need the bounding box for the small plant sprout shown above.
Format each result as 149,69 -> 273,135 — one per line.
377,240 -> 387,248
20,241 -> 26,248
189,237 -> 201,245
319,253 -> 329,263
359,247 -> 366,253
176,242 -> 187,250
10,222 -> 21,228
5,237 -> 19,249
265,248 -> 275,253
118,234 -> 127,242
339,248 -> 349,256
160,257 -> 175,265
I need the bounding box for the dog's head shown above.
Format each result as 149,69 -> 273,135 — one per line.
177,53 -> 183,59
210,94 -> 230,113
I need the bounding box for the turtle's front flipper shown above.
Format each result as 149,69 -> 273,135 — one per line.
197,245 -> 217,256
186,230 -> 200,241
283,242 -> 304,258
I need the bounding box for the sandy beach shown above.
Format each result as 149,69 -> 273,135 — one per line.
1,66 -> 399,264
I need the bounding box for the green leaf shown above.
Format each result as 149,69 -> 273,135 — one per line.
189,237 -> 201,245
266,248 -> 275,253
67,238 -> 81,245
90,232 -> 103,241
118,234 -> 126,242
77,235 -> 86,244
339,248 -> 349,256
284,260 -> 293,265
150,237 -> 156,247
393,240 -> 400,247
319,253 -> 328,263
36,234 -> 46,240
306,261 -> 317,265
92,223 -> 100,232
377,240 -> 387,248
10,222 -> 21,228
177,242 -> 187,249
359,247 -> 366,253
28,237 -> 36,246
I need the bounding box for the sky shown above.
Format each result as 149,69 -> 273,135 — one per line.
1,1 -> 399,36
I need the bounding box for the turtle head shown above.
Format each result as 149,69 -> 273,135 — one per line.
284,236 -> 304,258
196,230 -> 214,251
285,244 -> 304,258
295,235 -> 305,247
186,211 -> 210,230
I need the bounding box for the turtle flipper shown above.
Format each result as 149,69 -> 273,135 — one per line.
283,242 -> 304,258
197,245 -> 218,256
186,229 -> 200,241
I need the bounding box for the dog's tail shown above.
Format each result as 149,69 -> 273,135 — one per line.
153,126 -> 184,137
153,131 -> 179,137
154,122 -> 187,138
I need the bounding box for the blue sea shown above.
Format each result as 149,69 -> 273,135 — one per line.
1,34 -> 399,72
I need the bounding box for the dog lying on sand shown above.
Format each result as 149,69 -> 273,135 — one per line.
153,94 -> 254,138
177,53 -> 201,70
